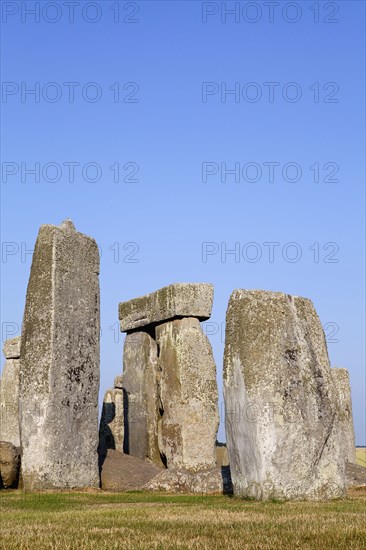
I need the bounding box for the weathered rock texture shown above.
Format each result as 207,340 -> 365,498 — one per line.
117,283 -> 219,475
114,375 -> 123,389
99,388 -> 124,458
3,337 -> 21,360
331,368 -> 356,464
100,449 -> 162,491
122,331 -> 163,466
223,289 -> 346,500
0,441 -> 20,489
156,317 -> 219,472
119,283 -> 213,332
145,465 -> 233,494
0,337 -> 21,447
19,220 -> 100,491
345,462 -> 366,487
100,450 -> 232,494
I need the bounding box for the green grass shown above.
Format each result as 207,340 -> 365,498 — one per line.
1,489 -> 365,549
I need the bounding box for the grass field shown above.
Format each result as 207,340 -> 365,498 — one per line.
1,489 -> 365,550
356,448 -> 366,468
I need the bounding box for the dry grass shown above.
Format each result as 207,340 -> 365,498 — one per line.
356,448 -> 366,467
1,489 -> 365,550
215,446 -> 229,467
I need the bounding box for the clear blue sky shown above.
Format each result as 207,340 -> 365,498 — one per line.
1,1 -> 365,444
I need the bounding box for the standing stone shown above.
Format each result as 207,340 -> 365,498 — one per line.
99,388 -> 124,457
331,368 -> 356,464
19,220 -> 100,490
223,290 -> 345,500
122,331 -> 163,467
0,337 -> 21,447
155,317 -> 219,472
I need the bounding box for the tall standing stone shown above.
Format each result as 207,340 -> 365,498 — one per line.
98,387 -> 124,458
156,317 -> 219,472
0,337 -> 21,447
122,331 -> 162,466
331,368 -> 356,464
223,289 -> 345,500
20,220 -> 100,490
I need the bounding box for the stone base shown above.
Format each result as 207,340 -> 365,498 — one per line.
144,466 -> 233,494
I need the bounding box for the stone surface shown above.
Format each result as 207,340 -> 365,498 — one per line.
144,466 -> 233,494
3,337 -> 21,359
119,283 -> 214,332
0,441 -> 20,489
19,220 -> 100,491
122,331 -> 163,467
331,368 -> 356,464
223,289 -> 346,500
99,388 -> 124,458
114,375 -> 123,389
0,337 -> 21,446
345,462 -> 366,487
155,317 -> 219,472
100,449 -> 162,491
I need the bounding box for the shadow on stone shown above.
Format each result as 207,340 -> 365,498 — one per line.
221,465 -> 233,495
122,388 -> 129,455
98,402 -> 116,473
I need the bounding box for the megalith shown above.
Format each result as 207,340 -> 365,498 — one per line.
331,368 -> 356,464
118,283 -> 219,472
156,317 -> 219,471
98,387 -> 124,458
19,220 -> 100,490
223,289 -> 346,500
122,331 -> 162,466
0,337 -> 21,447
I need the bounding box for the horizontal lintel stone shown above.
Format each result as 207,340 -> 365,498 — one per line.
118,283 -> 214,332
